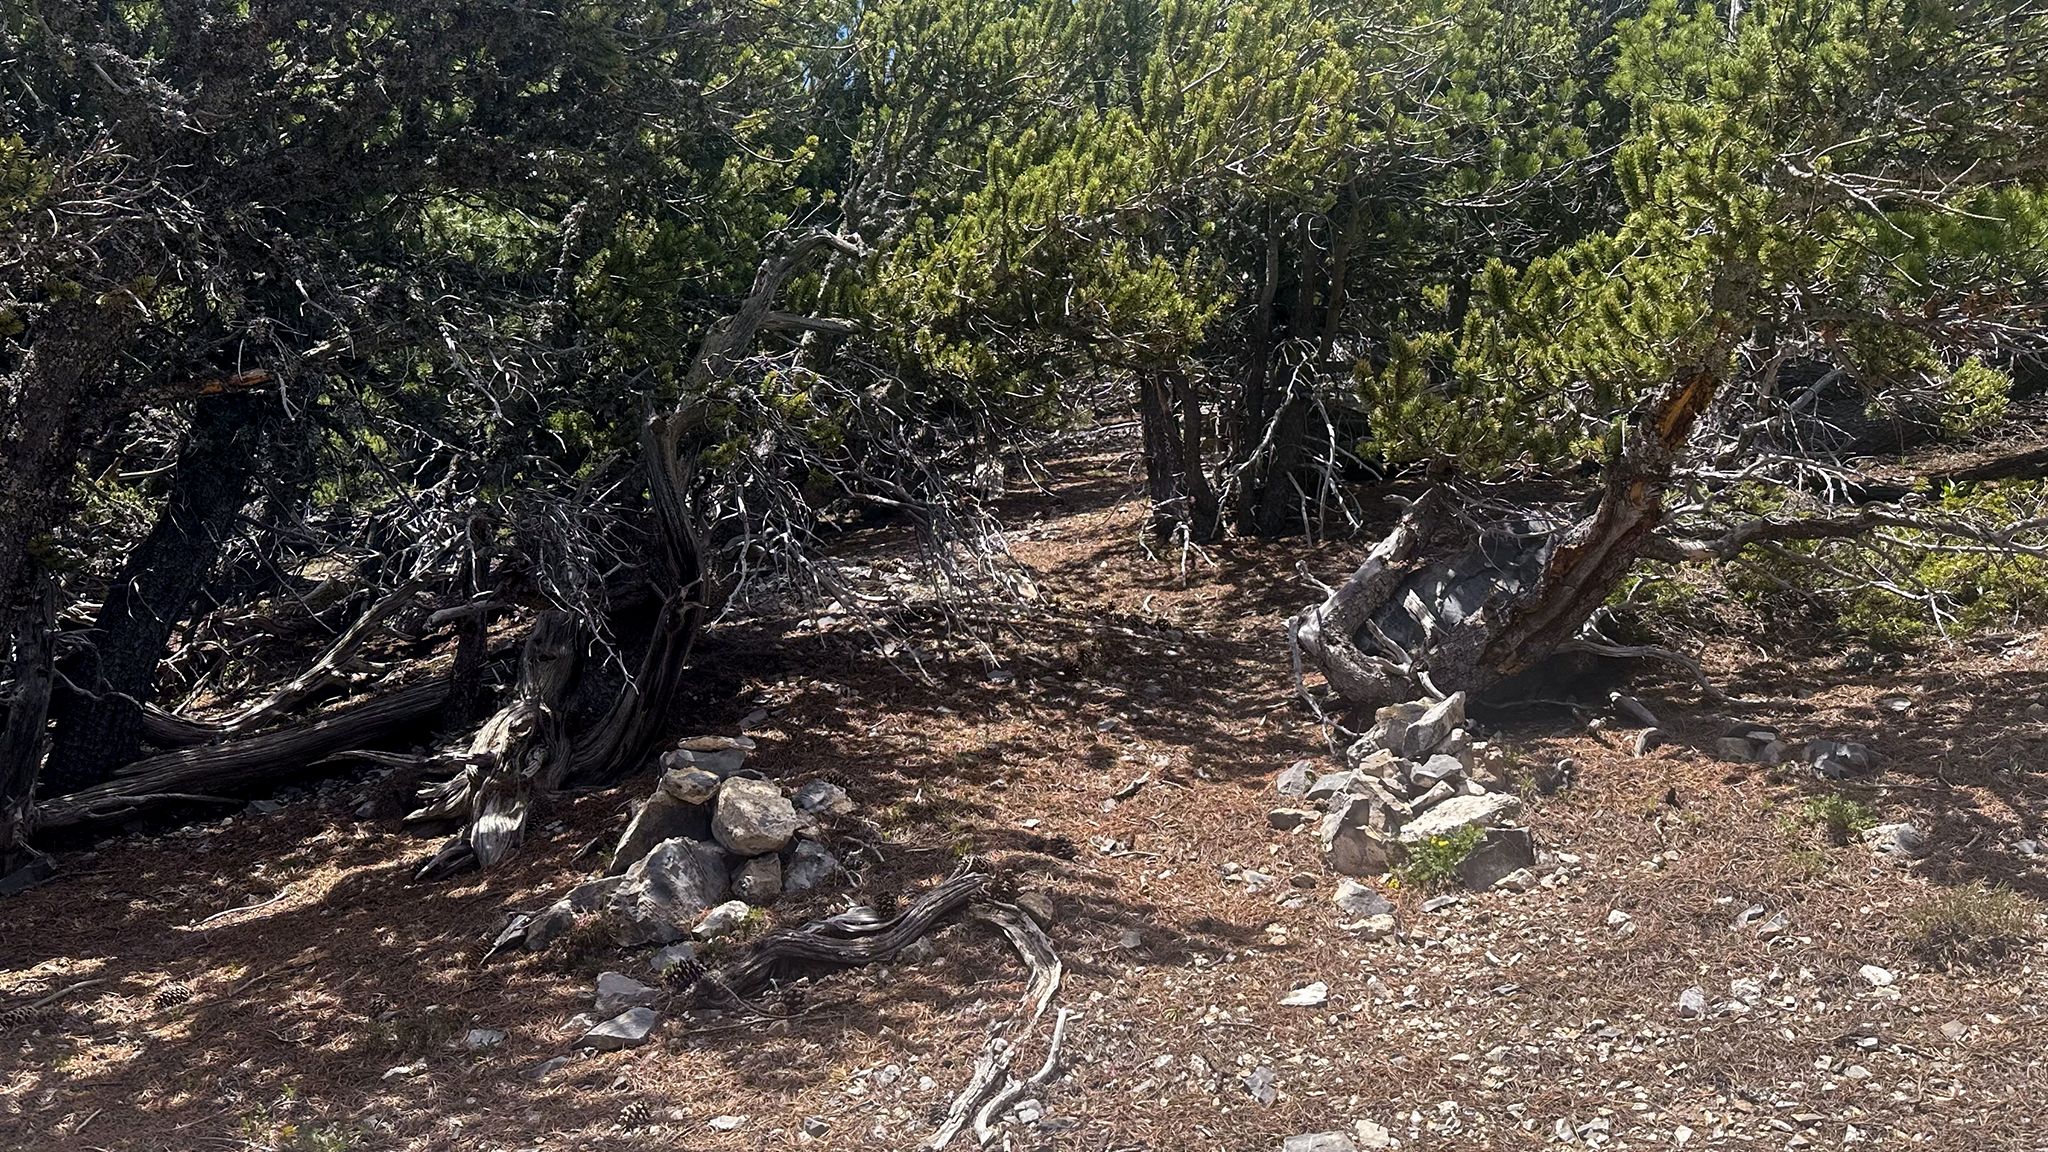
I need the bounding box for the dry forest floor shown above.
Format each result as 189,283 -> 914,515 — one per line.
4,449 -> 2046,1152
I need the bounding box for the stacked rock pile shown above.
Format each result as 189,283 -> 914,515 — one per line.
1271,692 -> 1540,894
498,735 -> 850,955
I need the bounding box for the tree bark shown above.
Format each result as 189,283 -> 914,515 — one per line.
34,676 -> 453,832
1295,365 -> 1723,705
409,611 -> 581,879
1136,369 -> 1217,541
0,574 -> 57,876
43,394 -> 262,794
440,513 -> 497,733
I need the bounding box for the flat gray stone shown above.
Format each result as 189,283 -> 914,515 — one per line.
464,1027 -> 506,1050
713,777 -> 801,856
793,780 -> 853,815
582,1006 -> 658,1051
1714,736 -> 1757,762
649,942 -> 698,975
658,767 -> 723,805
659,737 -> 751,779
1398,793 -> 1522,843
1305,771 -> 1363,802
524,1055 -> 574,1080
1332,879 -> 1394,918
1268,807 -> 1317,831
593,972 -> 659,1015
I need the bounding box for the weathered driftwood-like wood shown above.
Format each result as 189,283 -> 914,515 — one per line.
209,575 -> 429,737
564,411 -> 706,782
703,873 -> 992,997
409,611 -> 581,879
1296,366 -> 1722,706
35,677 -> 451,831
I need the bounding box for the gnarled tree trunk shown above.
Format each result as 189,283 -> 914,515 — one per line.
1295,365 -> 1721,706
0,574 -> 56,878
44,393 -> 263,794
410,610 -> 582,880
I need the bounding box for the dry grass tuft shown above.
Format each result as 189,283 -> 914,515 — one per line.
1906,880 -> 2037,969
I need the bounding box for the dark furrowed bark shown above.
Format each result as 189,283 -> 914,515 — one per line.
43,393 -> 262,795
0,576 -> 57,876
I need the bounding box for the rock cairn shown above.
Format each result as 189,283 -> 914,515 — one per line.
497,735 -> 847,955
1273,692 -> 1538,894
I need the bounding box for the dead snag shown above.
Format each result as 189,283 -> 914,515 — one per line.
1296,366 -> 1720,706
564,411 -> 706,783
410,611 -> 582,880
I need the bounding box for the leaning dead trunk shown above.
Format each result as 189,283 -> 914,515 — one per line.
1296,366 -> 1721,706
409,610 -> 582,879
34,675 -> 453,832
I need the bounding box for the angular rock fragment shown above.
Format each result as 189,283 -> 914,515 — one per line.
1456,827 -> 1536,892
609,791 -> 712,876
792,780 -> 853,816
1333,878 -> 1394,918
582,1006 -> 658,1050
732,854 -> 783,902
712,776 -> 801,856
594,972 -> 660,1015
605,837 -> 730,945
784,839 -> 840,891
1398,792 -> 1521,843
1275,760 -> 1316,797
1403,692 -> 1466,758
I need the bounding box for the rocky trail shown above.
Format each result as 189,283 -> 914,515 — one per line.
4,453 -> 2047,1152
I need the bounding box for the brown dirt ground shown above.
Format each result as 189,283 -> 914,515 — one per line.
4,450 -> 2046,1152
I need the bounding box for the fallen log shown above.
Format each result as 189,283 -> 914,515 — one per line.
35,676 -> 452,831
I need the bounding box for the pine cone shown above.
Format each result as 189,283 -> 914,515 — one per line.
659,957 -> 706,990
1043,834 -> 1078,860
151,983 -> 193,1010
617,1100 -> 651,1129
0,1004 -> 53,1028
779,984 -> 807,1016
869,890 -> 900,920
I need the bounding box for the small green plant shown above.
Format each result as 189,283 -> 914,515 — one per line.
551,912 -> 632,979
1907,881 -> 2035,969
1397,825 -> 1487,891
1798,794 -> 1878,845
1778,847 -> 1833,881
